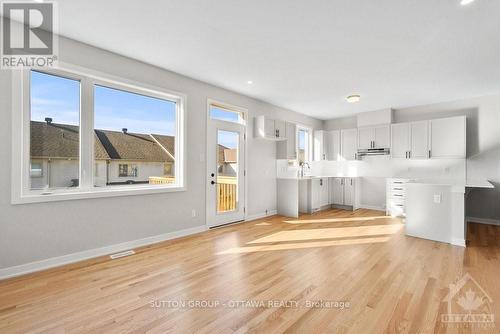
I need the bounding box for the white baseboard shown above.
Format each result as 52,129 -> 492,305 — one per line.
358,205 -> 386,211
467,216 -> 500,226
245,210 -> 277,222
0,225 -> 207,280
451,238 -> 466,247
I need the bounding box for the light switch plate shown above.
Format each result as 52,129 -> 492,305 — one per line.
433,194 -> 441,204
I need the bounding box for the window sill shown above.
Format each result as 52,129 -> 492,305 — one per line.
12,184 -> 186,205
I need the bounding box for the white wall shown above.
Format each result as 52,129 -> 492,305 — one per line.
324,94 -> 500,219
0,36 -> 322,270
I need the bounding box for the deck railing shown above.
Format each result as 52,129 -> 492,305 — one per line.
217,176 -> 237,212
148,176 -> 176,185
149,175 -> 237,212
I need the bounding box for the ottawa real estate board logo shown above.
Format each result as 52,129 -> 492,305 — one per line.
1,1 -> 58,69
441,273 -> 494,328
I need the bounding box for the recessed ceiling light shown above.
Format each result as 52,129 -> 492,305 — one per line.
247,80 -> 253,85
346,94 -> 361,103
460,0 -> 476,5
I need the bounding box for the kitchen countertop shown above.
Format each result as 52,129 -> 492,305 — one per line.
278,175 -> 359,180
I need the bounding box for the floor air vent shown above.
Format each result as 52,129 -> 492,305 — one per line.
110,250 -> 135,259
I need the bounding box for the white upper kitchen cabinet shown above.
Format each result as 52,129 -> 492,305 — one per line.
358,127 -> 373,150
429,116 -> 466,159
275,120 -> 286,139
264,118 -> 275,137
341,128 -> 358,160
391,123 -> 410,158
410,121 -> 429,159
276,122 -> 297,159
392,121 -> 429,159
374,125 -> 391,149
358,125 -> 390,149
254,115 -> 287,140
326,130 -> 341,161
313,130 -> 326,161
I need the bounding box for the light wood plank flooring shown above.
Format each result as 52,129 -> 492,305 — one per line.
1,209 -> 499,333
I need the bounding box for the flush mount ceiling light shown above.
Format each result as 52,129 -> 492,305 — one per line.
460,0 -> 476,5
346,94 -> 361,103
247,80 -> 253,85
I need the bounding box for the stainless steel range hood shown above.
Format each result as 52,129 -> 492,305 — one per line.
356,148 -> 390,159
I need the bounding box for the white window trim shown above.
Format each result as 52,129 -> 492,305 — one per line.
11,62 -> 187,204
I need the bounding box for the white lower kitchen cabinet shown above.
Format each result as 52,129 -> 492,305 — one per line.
310,178 -> 330,212
329,177 -> 359,210
386,178 -> 409,217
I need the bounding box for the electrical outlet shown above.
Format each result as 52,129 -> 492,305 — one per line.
433,194 -> 441,204
191,209 -> 197,217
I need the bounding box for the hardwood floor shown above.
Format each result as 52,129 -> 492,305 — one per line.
1,209 -> 499,333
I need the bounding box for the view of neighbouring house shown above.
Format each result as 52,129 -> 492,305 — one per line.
218,144 -> 237,177
30,119 -> 239,190
30,119 -> 175,189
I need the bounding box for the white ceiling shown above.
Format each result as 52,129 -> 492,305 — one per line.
57,0 -> 500,120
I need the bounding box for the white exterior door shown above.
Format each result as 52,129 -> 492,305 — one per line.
391,123 -> 410,159
410,121 -> 429,159
207,118 -> 246,227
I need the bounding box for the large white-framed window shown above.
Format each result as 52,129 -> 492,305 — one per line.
11,64 -> 186,204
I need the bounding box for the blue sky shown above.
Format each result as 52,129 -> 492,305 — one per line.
31,71 -> 176,136
30,71 -> 240,148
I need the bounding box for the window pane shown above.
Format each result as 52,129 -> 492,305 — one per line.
298,129 -> 308,164
30,71 -> 80,190
93,85 -> 177,187
217,130 -> 239,213
210,106 -> 244,124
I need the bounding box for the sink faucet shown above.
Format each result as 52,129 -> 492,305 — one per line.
299,162 -> 310,177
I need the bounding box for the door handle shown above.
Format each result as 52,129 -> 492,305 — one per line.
211,173 -> 215,177
211,180 -> 215,185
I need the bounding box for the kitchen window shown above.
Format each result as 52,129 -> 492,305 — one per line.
12,66 -> 186,204
297,126 -> 311,164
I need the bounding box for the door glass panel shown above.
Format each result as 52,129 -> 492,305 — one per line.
217,130 -> 239,213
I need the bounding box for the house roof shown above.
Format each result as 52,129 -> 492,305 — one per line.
30,121 -> 110,160
95,129 -> 174,163
30,121 -> 174,163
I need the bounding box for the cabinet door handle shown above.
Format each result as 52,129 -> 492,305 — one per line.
350,179 -> 353,186
409,151 -> 411,159
429,150 -> 431,158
